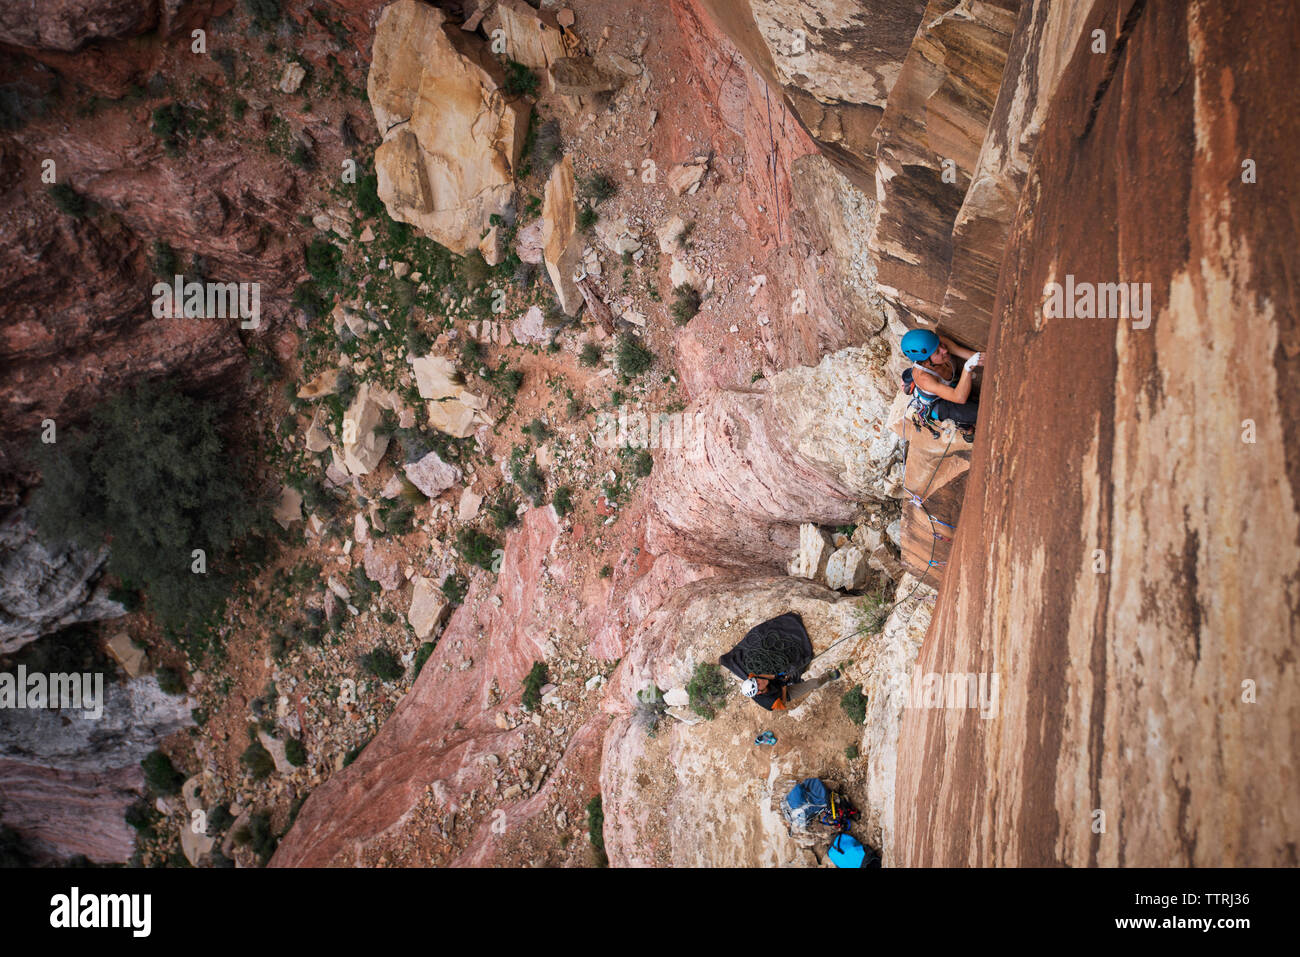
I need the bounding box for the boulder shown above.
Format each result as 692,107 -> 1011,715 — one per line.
363,542 -> 403,592
403,451 -> 462,498
367,0 -> 526,253
787,524 -> 833,582
542,156 -> 584,316
667,160 -> 707,195
655,215 -> 689,256
458,486 -> 483,521
273,485 -> 303,530
548,56 -> 622,96
341,383 -> 390,475
407,576 -> 449,640
105,632 -> 148,678
824,545 -> 867,591
514,218 -> 545,264
297,367 -> 342,399
277,61 -> 306,94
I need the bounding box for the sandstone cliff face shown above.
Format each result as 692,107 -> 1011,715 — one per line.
893,0 -> 1300,866
648,345 -> 904,568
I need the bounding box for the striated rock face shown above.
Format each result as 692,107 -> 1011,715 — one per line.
0,676 -> 193,862
0,509 -> 124,655
542,156 -> 583,317
648,346 -> 904,567
894,0 -> 1300,866
367,0 -> 527,253
683,0 -> 926,189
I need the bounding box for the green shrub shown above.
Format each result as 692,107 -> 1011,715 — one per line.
207,804 -> 234,833
523,418 -> 550,441
413,641 -> 437,677
503,59 -> 539,98
552,486 -> 574,518
510,450 -> 546,505
243,0 -> 283,28
488,489 -> 520,529
579,343 -> 602,367
359,646 -> 403,682
845,744 -> 860,760
49,183 -> 89,218
142,750 -> 184,795
492,365 -> 525,398
528,118 -> 562,178
456,528 -> 501,571
291,282 -> 328,319
586,795 -> 607,866
304,236 -> 341,288
631,449 -> 653,478
155,666 -> 186,695
356,171 -> 384,219
576,205 -> 598,231
150,102 -> 192,155
671,284 -> 701,325
598,564 -> 612,579
840,684 -> 868,725
521,661 -> 547,711
124,800 -> 160,839
615,334 -> 654,379
580,172 -> 617,205
440,574 -> 467,605
236,811 -> 278,865
31,382 -> 253,644
240,740 -> 275,780
686,662 -> 728,719
284,738 -> 307,767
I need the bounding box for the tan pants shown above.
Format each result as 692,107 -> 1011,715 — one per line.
786,673 -> 836,707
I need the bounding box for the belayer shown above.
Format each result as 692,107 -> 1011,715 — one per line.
900,328 -> 983,428
720,612 -> 841,712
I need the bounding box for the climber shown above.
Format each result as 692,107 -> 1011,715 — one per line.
901,328 -> 983,428
740,670 -> 841,712
720,612 -> 842,712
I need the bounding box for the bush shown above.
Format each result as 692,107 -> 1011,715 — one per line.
155,666 -> 186,695
503,59 -> 539,98
840,684 -> 868,725
151,102 -> 191,155
124,800 -> 160,839
580,172 -> 617,205
207,804 -> 234,833
598,564 -> 612,579
552,486 -> 574,518
615,334 -> 654,379
31,382 -> 254,643
456,528 -> 501,571
284,738 -> 307,767
524,418 -> 550,442
579,343 -> 603,367
686,662 -> 728,720
510,450 -> 546,505
49,183 -> 90,218
237,811 -> 278,865
440,574 -> 467,605
488,490 -> 520,529
141,750 -> 184,795
240,740 -> 275,780
634,685 -> 667,738
529,118 -> 562,177
305,236 -> 342,288
492,365 -> 525,398
360,646 -> 403,682
356,171 -> 384,219
671,284 -> 701,325
845,744 -> 860,760
521,661 -> 547,711
631,449 -> 653,478
576,205 -> 598,231
586,795 -> 607,866
243,0 -> 283,28
413,641 -> 436,677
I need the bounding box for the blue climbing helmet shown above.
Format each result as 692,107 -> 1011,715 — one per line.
901,328 -> 940,362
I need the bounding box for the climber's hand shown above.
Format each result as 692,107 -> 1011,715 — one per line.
968,352 -> 984,368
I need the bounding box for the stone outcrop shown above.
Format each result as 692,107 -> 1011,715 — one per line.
894,0 -> 1300,866
367,0 -> 527,253
0,509 -> 124,655
542,156 -> 583,316
648,346 -> 904,567
341,383 -> 390,476
0,676 -> 192,862
407,354 -> 492,438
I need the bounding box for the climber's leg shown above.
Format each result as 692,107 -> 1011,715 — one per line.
930,397 -> 979,427
786,672 -> 838,707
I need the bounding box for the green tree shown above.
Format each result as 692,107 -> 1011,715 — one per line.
31,383 -> 255,648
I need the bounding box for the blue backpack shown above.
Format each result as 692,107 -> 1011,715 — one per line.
784,777 -> 830,830
828,832 -> 882,868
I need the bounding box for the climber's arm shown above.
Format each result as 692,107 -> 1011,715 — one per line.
913,364 -> 976,404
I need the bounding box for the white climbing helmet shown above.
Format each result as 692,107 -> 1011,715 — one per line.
741,678 -> 760,698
